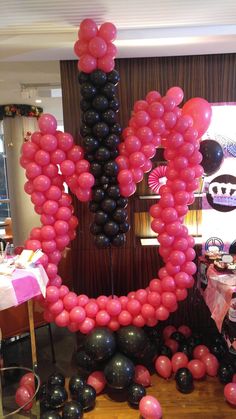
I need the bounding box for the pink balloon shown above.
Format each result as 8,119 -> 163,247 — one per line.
79,19 -> 98,40
175,288 -> 188,301
118,310 -> 132,326
25,239 -> 41,252
41,240 -> 57,254
97,54 -> 114,72
155,355 -> 172,378
125,135 -> 141,153
167,86 -> 184,105
38,114 -> 57,135
161,292 -> 177,310
46,286 -> 60,303
106,299 -> 122,316
96,310 -> 110,326
165,338 -> 179,354
89,36 -> 107,58
178,325 -> 192,338
141,303 -> 155,319
139,395 -> 162,419
201,353 -> 219,376
106,42 -> 117,58
21,142 -> 38,159
42,200 -> 59,215
55,206 -> 72,221
69,306 -> 86,323
156,305 -> 169,321
46,263 -> 58,279
171,352 -> 189,373
147,292 -> 161,308
43,164 -> 58,178
163,325 -> 176,340
31,191 -> 46,206
182,97 -> 212,138
87,371 -> 106,395
193,345 -> 210,360
57,132 -> 74,151
85,301 -> 99,318
161,207 -> 178,223
74,39 -> 88,57
19,373 -> 35,390
188,359 -> 206,379
34,150 -> 50,166
134,365 -> 151,387
79,54 -> 97,73
41,225 -> 55,240
224,383 -> 236,406
98,22 -> 117,42
169,250 -> 186,266
40,134 -> 58,152
80,317 -> 95,334
120,182 -> 136,197
33,175 -> 51,192
126,299 -> 141,316
146,90 -> 161,104
161,276 -> 176,292
31,131 -> 42,145
75,159 -> 90,175
55,309 -> 70,327
60,160 -> 75,176
67,145 -> 84,161
15,386 -> 32,411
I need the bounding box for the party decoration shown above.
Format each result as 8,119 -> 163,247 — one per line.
20,16 -> 212,333
199,139 -> 224,176
148,165 -> 167,193
15,385 -> 33,411
41,411 -> 61,419
175,367 -> 194,393
139,395 -> 162,419
187,359 -> 206,379
87,371 -> 106,394
47,372 -> 65,388
0,104 -> 42,120
47,386 -> 68,409
134,365 -> 151,387
77,384 -> 96,410
116,326 -> 147,357
224,382 -> 236,406
69,376 -> 86,397
104,353 -> 135,389
218,363 -> 234,384
127,383 -> 146,407
62,401 -> 83,418
201,353 -> 219,377
155,355 -> 172,379
84,327 -> 116,361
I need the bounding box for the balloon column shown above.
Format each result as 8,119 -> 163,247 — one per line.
20,18 -> 213,333
74,20 -> 130,249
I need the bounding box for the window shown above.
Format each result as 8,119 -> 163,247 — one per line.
0,121 -> 10,221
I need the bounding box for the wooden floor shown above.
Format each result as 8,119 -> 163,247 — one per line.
84,374 -> 235,419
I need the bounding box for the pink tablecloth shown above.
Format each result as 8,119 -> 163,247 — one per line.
0,265 -> 49,311
202,264 -> 236,331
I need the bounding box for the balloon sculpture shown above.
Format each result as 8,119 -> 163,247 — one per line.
20,18 -> 212,334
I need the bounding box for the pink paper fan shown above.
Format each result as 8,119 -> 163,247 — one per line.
148,165 -> 167,193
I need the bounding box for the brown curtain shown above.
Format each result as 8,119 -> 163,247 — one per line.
60,53 -> 236,331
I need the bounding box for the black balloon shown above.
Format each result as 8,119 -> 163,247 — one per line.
112,233 -> 126,247
95,147 -> 111,162
117,197 -> 128,208
110,149 -> 119,159
69,376 -> 86,397
107,70 -> 120,85
102,110 -> 116,125
90,162 -> 103,178
75,350 -> 96,372
104,221 -> 119,236
116,326 -> 147,357
94,211 -> 108,225
110,122 -> 122,135
101,198 -> 116,213
179,343 -> 193,359
170,331 -> 186,344
93,122 -> 109,138
100,175 -> 110,185
101,82 -> 116,99
104,353 -> 135,389
84,327 -> 116,361
107,185 -> 120,199
77,384 -> 96,411
187,334 -> 202,350
80,82 -> 97,100
41,411 -> 61,419
62,401 -> 83,418
80,124 -> 92,137
90,69 -> 107,86
210,343 -> 227,361
82,136 -> 99,153
103,161 -> 119,176
37,383 -> 48,401
103,134 -> 120,149
218,363 -> 234,384
175,368 -> 194,394
109,97 -> 120,111
83,110 -> 100,126
94,234 -> 110,248
47,372 -> 65,388
89,201 -> 100,213
135,341 -> 157,366
119,222 -> 130,233
112,208 -> 127,223
93,187 -> 105,202
80,99 -> 91,112
78,72 -> 89,84
159,345 -> 172,359
200,139 -> 224,176
47,385 -> 68,408
90,223 -> 103,235
92,95 -> 109,112
127,383 -> 146,407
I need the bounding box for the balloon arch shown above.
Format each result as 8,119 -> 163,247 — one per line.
20,19 -> 212,334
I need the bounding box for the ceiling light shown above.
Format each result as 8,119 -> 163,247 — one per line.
35,99 -> 42,104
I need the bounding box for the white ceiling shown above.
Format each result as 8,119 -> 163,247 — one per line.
0,0 -> 236,120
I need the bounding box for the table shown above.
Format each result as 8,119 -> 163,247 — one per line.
0,264 -> 49,417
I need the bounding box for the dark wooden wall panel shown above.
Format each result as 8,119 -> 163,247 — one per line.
60,53 -> 236,331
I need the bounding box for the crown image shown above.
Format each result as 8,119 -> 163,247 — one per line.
208,181 -> 236,206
